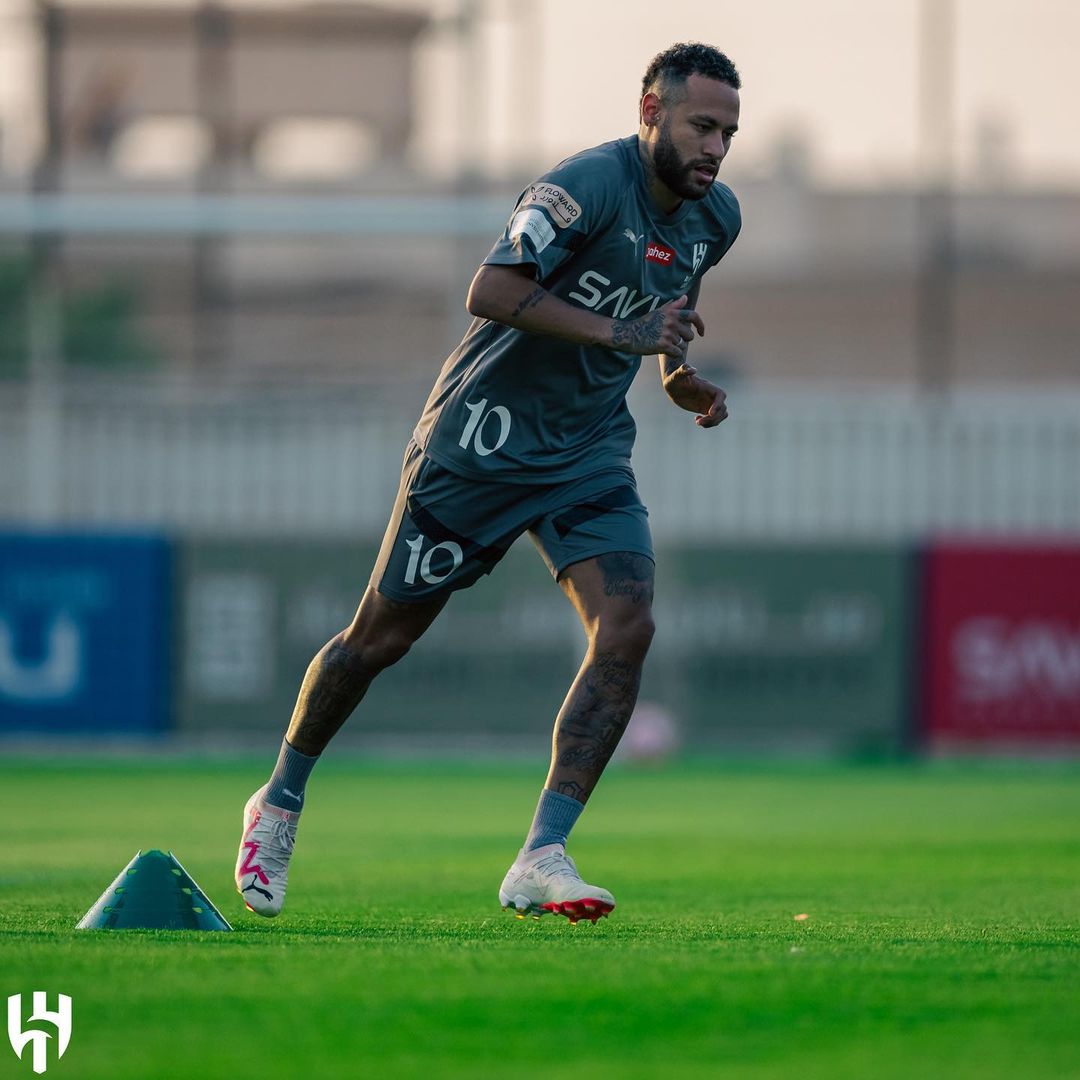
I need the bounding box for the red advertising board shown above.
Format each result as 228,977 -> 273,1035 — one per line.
923,543 -> 1080,746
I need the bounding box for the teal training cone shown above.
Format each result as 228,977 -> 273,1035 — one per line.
76,850 -> 232,931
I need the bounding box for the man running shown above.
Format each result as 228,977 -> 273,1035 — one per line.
235,41 -> 742,924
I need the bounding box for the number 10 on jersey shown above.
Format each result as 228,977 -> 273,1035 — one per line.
459,398 -> 511,457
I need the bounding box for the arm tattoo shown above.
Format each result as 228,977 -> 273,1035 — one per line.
612,310 -> 664,351
511,286 -> 546,317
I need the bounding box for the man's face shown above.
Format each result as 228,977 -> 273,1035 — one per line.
647,74 -> 741,202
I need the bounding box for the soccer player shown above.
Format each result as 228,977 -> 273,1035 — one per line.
235,42 -> 742,923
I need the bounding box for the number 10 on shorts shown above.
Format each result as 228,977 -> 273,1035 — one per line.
403,534 -> 464,586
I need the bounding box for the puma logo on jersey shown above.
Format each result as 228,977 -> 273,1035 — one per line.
623,228 -> 643,244
568,270 -> 663,319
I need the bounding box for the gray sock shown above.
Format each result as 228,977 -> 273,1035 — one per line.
264,738 -> 319,813
524,789 -> 584,852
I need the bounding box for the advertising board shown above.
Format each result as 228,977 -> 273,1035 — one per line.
922,544 -> 1080,745
0,533 -> 172,735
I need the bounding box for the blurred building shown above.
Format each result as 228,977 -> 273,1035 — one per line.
0,0 -> 1075,387
38,1 -> 429,184
9,179 -> 1077,386
715,178 -> 1080,386
22,0 -> 435,373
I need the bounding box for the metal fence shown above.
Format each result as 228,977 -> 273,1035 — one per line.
3,376 -> 1078,540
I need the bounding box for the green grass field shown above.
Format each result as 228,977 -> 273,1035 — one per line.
2,759 -> 1078,1079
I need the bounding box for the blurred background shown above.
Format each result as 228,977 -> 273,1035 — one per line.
0,0 -> 1077,757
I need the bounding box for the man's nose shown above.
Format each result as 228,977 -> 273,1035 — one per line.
703,135 -> 726,162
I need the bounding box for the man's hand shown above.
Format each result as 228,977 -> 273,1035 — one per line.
611,295 -> 705,357
662,363 -> 728,428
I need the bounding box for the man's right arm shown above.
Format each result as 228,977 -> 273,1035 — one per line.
466,264 -> 702,359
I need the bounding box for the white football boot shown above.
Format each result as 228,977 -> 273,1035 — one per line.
235,786 -> 299,917
498,843 -> 615,924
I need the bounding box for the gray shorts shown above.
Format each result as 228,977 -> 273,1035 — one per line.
370,442 -> 654,602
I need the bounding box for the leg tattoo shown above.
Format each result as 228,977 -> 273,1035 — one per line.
555,780 -> 588,800
546,551 -> 655,804
547,649 -> 644,805
596,552 -> 654,607
283,592 -> 444,757
285,638 -> 378,755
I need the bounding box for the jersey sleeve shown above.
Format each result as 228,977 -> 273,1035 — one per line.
482,152 -> 619,282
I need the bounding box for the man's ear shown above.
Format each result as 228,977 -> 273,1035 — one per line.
640,91 -> 662,128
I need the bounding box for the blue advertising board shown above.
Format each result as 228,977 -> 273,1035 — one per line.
0,533 -> 173,735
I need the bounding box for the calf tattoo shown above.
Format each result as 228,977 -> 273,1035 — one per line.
556,779 -> 588,800
547,553 -> 654,802
551,650 -> 644,803
287,640 -> 375,755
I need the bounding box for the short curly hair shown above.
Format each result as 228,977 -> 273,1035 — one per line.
641,42 -> 741,104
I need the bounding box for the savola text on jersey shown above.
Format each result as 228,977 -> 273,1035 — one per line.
568,271 -> 662,320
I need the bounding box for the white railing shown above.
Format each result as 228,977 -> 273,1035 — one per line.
2,377 -> 1078,540
629,382 -> 1080,539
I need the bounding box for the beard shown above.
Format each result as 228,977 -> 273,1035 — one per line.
652,121 -> 716,201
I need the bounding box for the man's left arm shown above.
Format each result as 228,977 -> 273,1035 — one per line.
658,279 -> 728,428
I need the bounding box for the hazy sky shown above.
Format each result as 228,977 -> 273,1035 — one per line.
435,0 -> 1080,187
1,0 -> 1077,188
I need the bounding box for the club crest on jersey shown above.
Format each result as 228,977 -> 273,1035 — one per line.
645,241 -> 676,266
678,242 -> 711,290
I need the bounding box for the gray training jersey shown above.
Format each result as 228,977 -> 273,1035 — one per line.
413,134 -> 741,484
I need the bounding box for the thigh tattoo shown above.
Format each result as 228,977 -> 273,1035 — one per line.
597,552 -> 654,606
